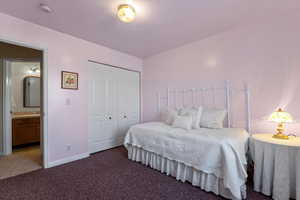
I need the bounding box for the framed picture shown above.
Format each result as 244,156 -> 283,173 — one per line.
61,71 -> 78,90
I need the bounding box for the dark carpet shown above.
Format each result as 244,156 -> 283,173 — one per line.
0,147 -> 271,200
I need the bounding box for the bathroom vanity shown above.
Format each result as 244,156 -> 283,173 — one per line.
12,114 -> 40,146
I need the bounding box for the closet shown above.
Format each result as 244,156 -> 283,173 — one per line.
88,61 -> 140,154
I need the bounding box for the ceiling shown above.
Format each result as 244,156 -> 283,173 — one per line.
0,0 -> 300,58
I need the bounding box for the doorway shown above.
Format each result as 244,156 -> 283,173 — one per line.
0,41 -> 48,179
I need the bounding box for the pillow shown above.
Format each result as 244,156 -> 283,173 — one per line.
172,115 -> 193,130
200,108 -> 227,129
161,108 -> 179,125
179,107 -> 203,129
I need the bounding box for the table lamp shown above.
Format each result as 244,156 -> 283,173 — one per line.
268,108 -> 293,139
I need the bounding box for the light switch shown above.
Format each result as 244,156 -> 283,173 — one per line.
65,98 -> 71,106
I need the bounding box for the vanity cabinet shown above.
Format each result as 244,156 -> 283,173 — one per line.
12,117 -> 40,146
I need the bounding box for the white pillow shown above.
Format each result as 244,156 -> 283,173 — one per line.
161,108 -> 179,125
200,108 -> 227,129
179,107 -> 203,129
172,115 -> 193,130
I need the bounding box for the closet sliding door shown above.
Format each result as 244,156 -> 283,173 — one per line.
88,61 -> 140,154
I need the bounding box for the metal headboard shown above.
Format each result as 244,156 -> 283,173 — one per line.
157,80 -> 251,133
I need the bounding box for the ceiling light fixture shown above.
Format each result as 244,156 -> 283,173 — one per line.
117,4 -> 136,23
40,3 -> 53,13
28,67 -> 40,75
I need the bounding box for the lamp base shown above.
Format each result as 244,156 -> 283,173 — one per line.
273,133 -> 289,140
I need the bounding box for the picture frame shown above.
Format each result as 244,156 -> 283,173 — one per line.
61,71 -> 78,90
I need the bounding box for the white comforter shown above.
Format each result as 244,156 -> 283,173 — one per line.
124,122 -> 249,199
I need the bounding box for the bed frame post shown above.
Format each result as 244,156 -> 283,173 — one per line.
182,89 -> 185,108
192,89 -> 195,107
225,80 -> 231,128
157,92 -> 161,113
175,90 -> 178,109
212,86 -> 216,108
201,88 -> 205,106
245,83 -> 251,133
167,88 -> 170,108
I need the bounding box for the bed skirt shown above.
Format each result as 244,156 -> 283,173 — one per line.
127,145 -> 246,200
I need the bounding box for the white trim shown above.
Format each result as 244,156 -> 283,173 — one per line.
89,137 -> 124,154
2,60 -> 12,155
225,80 -> 231,128
48,153 -> 90,168
245,83 -> 251,133
0,37 -> 49,168
157,92 -> 161,113
42,49 -> 49,168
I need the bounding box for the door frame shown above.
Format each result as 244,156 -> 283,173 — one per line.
2,59 -> 12,155
0,37 -> 49,168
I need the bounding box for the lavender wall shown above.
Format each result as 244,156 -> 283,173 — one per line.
143,13 -> 300,135
0,13 -> 143,164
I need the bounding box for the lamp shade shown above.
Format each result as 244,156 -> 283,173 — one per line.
268,108 -> 293,123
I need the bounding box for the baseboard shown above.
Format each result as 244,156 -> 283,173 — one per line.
47,152 -> 90,168
89,136 -> 124,154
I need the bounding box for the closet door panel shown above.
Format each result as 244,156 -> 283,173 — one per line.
88,63 -> 118,153
117,70 -> 140,137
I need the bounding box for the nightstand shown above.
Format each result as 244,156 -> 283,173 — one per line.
250,134 -> 300,200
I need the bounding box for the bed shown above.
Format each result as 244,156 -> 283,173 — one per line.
124,122 -> 249,199
124,81 -> 251,200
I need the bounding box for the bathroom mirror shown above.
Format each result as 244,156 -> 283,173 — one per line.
24,76 -> 40,107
